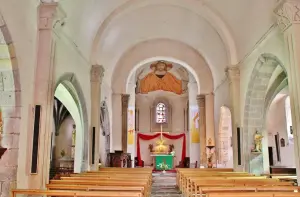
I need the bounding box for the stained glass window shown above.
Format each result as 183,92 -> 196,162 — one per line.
156,103 -> 166,123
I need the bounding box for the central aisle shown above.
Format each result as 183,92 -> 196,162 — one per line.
151,172 -> 182,197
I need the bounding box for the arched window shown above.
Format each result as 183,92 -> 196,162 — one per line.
285,96 -> 293,142
156,103 -> 166,123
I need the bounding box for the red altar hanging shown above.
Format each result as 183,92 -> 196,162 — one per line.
136,132 -> 186,166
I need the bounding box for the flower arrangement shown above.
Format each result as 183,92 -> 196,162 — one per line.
157,162 -> 169,171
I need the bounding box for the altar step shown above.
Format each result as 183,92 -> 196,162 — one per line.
151,172 -> 183,197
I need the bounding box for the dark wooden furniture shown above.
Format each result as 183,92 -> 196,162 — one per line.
108,151 -> 132,168
0,148 -> 7,159
270,167 -> 296,174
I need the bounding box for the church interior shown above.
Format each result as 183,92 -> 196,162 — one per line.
1,0 -> 300,196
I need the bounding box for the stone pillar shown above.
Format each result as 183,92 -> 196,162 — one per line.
205,93 -> 215,145
197,95 -> 207,166
29,2 -> 57,189
205,93 -> 215,164
122,94 -> 130,153
225,66 -> 241,171
90,65 -> 104,170
275,0 -> 300,184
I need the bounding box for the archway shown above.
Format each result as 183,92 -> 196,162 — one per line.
217,106 -> 233,168
0,13 -> 21,196
51,73 -> 89,174
243,53 -> 287,174
125,59 -> 201,168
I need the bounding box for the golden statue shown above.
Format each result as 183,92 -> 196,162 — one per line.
154,138 -> 168,153
139,61 -> 183,95
254,130 -> 263,152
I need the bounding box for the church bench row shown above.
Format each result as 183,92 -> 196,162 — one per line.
50,179 -> 151,196
176,168 -> 240,185
207,192 -> 300,197
12,168 -> 152,197
177,169 -> 297,197
198,186 -> 300,194
179,172 -> 254,191
11,189 -> 142,197
189,180 -> 295,196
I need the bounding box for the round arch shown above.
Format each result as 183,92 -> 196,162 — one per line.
55,73 -> 89,171
90,0 -> 238,65
126,56 -> 201,94
0,13 -> 21,196
243,53 -> 287,174
111,38 -> 213,94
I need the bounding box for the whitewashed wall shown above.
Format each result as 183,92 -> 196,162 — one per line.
267,95 -> 295,168
136,92 -> 187,133
54,117 -> 74,166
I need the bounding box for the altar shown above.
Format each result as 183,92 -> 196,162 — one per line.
151,154 -> 175,170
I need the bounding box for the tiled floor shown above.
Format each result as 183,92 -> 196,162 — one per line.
151,172 -> 182,197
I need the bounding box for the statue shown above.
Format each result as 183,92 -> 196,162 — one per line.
254,130 -> 263,152
72,124 -> 76,146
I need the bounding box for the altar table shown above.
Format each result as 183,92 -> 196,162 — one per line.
151,154 -> 174,170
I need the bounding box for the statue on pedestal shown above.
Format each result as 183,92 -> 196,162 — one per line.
253,130 -> 263,152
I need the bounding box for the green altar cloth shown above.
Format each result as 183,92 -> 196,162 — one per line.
153,154 -> 174,170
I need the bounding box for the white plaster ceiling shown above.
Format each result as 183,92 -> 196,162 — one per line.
58,0 -> 278,87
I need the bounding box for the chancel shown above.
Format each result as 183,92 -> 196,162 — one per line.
150,124 -> 176,171
2,1 -> 300,197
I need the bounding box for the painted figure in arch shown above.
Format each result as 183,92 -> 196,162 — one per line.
138,61 -> 183,94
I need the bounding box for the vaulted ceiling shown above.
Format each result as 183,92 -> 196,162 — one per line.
57,0 -> 277,87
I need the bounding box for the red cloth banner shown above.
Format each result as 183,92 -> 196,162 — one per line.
136,132 -> 186,166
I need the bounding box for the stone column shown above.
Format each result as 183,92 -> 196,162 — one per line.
205,93 -> 216,164
122,94 -> 130,153
29,2 -> 57,188
275,0 -> 300,184
225,66 -> 241,171
205,93 -> 215,145
197,95 -> 206,166
90,65 -> 104,170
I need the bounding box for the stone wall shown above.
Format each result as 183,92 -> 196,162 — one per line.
0,15 -> 21,197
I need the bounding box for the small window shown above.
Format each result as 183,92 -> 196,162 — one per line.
156,103 -> 166,123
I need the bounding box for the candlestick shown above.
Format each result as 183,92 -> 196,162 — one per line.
160,123 -> 162,140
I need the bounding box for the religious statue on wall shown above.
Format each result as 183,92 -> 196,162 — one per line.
100,101 -> 111,166
136,61 -> 188,95
253,130 -> 263,152
71,124 -> 76,159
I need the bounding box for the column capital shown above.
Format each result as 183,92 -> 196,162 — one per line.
90,65 -> 105,83
274,0 -> 300,32
196,94 -> 205,108
38,2 -> 58,30
121,94 -> 130,108
225,65 -> 240,80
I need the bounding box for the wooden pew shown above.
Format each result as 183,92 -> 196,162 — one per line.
198,186 -> 300,195
11,189 -> 142,197
206,192 -> 300,197
189,179 -> 294,197
50,179 -> 150,196
46,184 -> 145,196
